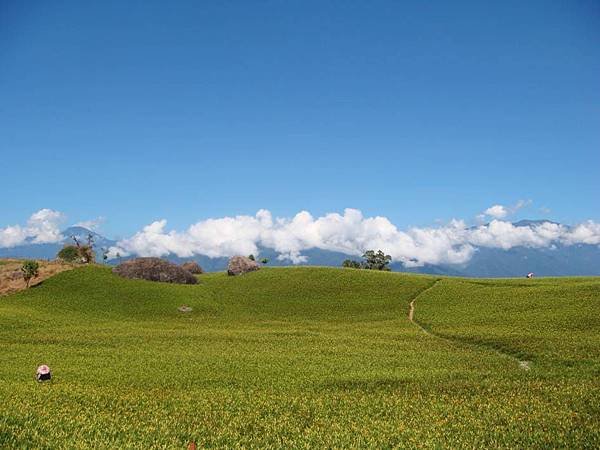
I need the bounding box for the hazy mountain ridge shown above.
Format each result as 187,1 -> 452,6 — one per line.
0,226 -> 117,263
1,220 -> 599,277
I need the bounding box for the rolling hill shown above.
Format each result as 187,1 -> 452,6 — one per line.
0,266 -> 599,447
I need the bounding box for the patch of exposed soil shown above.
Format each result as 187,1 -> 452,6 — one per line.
0,259 -> 75,296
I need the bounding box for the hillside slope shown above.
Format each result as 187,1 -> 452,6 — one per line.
0,267 -> 599,448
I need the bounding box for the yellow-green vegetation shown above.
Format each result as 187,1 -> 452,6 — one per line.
0,267 -> 599,448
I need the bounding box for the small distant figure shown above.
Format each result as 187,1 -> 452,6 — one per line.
526,272 -> 534,279
187,442 -> 197,450
36,365 -> 51,382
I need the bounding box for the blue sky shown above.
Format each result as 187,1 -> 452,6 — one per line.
1,0 -> 599,238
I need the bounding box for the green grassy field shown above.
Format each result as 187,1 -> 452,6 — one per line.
1,267 -> 599,448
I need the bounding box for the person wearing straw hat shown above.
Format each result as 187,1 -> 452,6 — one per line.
36,365 -> 51,382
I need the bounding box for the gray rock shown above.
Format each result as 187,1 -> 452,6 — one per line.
227,256 -> 260,276
181,261 -> 203,274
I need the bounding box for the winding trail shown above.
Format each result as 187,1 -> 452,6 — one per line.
407,279 -> 531,371
407,280 -> 441,335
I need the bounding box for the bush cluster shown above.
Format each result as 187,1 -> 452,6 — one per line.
113,257 -> 198,284
57,245 -> 81,263
342,250 -> 392,271
21,260 -> 39,288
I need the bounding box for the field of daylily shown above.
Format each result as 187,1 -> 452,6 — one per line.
0,266 -> 599,448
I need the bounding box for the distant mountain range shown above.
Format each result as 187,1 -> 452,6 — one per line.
0,226 -> 117,262
1,222 -> 599,277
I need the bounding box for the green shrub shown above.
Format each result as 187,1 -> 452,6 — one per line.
342,259 -> 361,269
342,250 -> 392,270
57,245 -> 80,263
58,243 -> 95,264
21,260 -> 39,287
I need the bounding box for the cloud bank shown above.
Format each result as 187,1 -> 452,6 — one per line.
3,207 -> 599,268
107,208 -> 600,267
0,209 -> 65,248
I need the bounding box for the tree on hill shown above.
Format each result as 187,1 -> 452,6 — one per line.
341,250 -> 392,271
57,245 -> 80,263
58,233 -> 96,263
71,233 -> 95,264
342,259 -> 361,269
362,250 -> 392,271
21,260 -> 39,288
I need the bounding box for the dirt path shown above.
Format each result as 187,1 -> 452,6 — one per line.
0,259 -> 75,296
407,279 -> 531,371
408,279 -> 440,335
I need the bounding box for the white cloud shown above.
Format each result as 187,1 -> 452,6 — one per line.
27,209 -> 65,243
0,209 -> 65,247
109,208 -> 600,267
562,221 -> 600,246
484,205 -> 508,219
469,220 -> 563,250
106,246 -> 129,259
513,199 -> 532,211
74,216 -> 106,231
482,199 -> 532,220
0,225 -> 28,248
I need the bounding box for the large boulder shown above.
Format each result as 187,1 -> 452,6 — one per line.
113,257 -> 197,284
181,261 -> 203,274
227,256 -> 260,276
